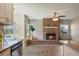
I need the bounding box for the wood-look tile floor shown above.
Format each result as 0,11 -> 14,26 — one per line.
22,44 -> 79,56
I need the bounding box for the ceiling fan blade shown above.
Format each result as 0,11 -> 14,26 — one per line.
53,12 -> 66,17
59,15 -> 66,17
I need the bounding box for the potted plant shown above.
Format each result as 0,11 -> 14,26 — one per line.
27,25 -> 35,45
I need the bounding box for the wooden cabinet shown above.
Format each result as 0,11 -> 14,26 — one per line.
0,4 -> 5,21
0,48 -> 11,56
4,3 -> 13,23
0,3 -> 13,24
0,40 -> 23,56
0,25 -> 3,33
0,3 -> 13,56
0,29 -> 3,48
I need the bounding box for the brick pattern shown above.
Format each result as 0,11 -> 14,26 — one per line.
43,18 -> 60,40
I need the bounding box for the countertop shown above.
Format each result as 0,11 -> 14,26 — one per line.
0,39 -> 23,52
59,40 -> 79,52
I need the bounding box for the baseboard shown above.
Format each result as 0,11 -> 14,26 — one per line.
31,40 -> 59,44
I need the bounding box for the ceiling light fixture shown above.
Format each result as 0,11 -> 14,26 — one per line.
53,12 -> 59,21
53,17 -> 58,21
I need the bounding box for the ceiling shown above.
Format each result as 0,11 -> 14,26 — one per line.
14,3 -> 79,20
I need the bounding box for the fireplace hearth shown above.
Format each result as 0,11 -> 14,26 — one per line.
46,33 -> 56,40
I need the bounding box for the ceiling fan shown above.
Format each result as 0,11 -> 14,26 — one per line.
52,12 -> 66,21
53,12 -> 66,17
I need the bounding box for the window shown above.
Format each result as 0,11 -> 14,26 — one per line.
60,24 -> 68,33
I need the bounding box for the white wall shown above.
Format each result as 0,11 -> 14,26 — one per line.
14,16 -> 43,40
30,20 -> 43,40
14,15 -> 25,39
71,17 -> 79,41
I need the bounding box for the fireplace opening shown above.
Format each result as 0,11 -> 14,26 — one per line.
46,33 -> 56,40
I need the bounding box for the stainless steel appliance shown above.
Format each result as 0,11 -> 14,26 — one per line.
11,42 -> 22,56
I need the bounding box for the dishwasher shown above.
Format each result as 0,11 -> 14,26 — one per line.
11,42 -> 22,56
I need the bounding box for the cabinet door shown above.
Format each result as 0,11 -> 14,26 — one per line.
4,3 -> 13,23
0,48 -> 11,56
0,4 -> 5,21
0,25 -> 3,33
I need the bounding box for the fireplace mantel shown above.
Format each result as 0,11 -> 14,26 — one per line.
44,27 -> 58,28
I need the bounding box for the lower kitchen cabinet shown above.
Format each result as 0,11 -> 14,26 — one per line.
0,40 -> 23,56
0,48 -> 11,56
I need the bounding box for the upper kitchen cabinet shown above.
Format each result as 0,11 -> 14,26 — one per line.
4,3 -> 13,24
0,3 -> 13,24
0,4 -> 5,22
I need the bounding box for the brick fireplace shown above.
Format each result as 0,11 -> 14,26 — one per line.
43,18 -> 59,41
43,28 -> 59,41
30,18 -> 60,44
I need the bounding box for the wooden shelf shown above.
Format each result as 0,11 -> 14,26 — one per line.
44,27 -> 58,28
